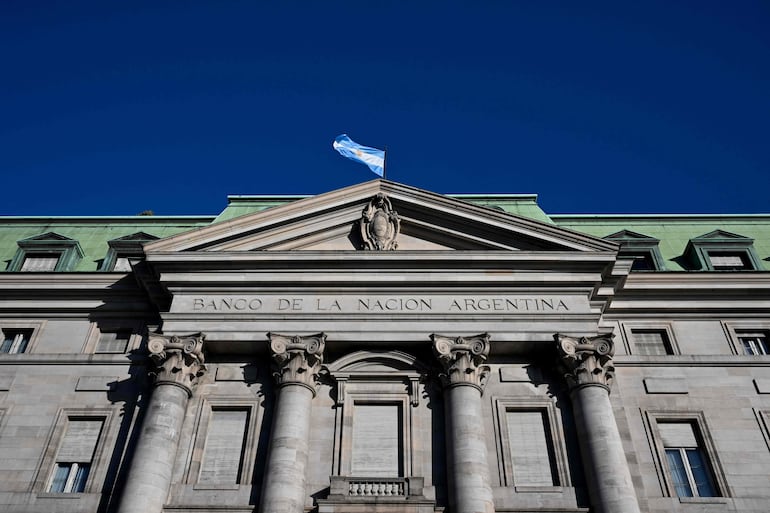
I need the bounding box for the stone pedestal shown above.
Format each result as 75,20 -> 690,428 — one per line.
259,333 -> 326,513
117,333 -> 206,513
432,333 -> 495,513
555,334 -> 641,513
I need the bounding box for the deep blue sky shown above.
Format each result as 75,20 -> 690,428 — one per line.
2,2 -> 769,216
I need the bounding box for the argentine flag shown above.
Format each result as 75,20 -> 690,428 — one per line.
333,134 -> 385,177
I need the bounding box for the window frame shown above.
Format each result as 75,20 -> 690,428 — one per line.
100,232 -> 158,272
723,322 -> 770,356
0,320 -> 44,355
34,409 -> 114,496
81,320 -> 143,354
622,323 -> 680,356
185,398 -> 259,490
684,230 -> 763,271
604,230 -> 666,271
492,397 -> 570,490
643,410 -> 729,500
8,233 -> 83,272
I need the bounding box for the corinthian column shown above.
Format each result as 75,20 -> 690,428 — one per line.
259,333 -> 326,513
432,333 -> 495,513
555,334 -> 641,513
117,333 -> 206,513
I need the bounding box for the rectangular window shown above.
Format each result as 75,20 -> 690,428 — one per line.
95,330 -> 131,354
738,332 -> 769,355
1,328 -> 32,354
351,403 -> 402,477
708,251 -> 751,270
632,329 -> 673,355
48,418 -> 103,493
199,409 -> 249,485
506,410 -> 556,486
658,422 -> 718,498
20,253 -> 60,271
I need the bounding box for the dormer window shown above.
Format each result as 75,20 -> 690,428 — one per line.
604,230 -> 666,271
9,233 -> 83,272
684,230 -> 762,271
101,232 -> 158,272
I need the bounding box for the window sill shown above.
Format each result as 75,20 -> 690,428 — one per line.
678,496 -> 728,504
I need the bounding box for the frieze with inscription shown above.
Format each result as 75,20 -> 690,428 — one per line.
172,294 -> 587,314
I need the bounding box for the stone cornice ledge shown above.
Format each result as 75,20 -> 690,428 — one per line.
614,355 -> 770,367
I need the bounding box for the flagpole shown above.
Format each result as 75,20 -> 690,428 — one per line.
383,146 -> 388,180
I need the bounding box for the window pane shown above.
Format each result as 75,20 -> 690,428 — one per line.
1,329 -> 32,354
20,254 -> 59,271
57,419 -> 103,462
96,331 -> 130,353
740,334 -> 769,355
71,463 -> 90,493
506,410 -> 555,486
633,330 -> 672,355
199,409 -> 248,484
113,257 -> 133,272
49,463 -> 70,493
352,403 -> 401,477
665,449 -> 693,497
709,252 -> 750,270
686,449 -> 716,497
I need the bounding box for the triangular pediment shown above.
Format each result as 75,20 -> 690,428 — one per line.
605,229 -> 658,241
691,229 -> 752,242
21,231 -> 75,242
110,231 -> 159,243
144,180 -> 617,253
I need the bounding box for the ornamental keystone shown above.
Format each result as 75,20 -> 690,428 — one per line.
431,333 -> 491,390
555,333 -> 615,391
269,332 -> 326,395
147,332 -> 206,396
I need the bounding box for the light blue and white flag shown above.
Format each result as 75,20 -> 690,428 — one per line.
332,134 -> 385,177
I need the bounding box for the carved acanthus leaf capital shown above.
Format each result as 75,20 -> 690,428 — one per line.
360,193 -> 400,250
147,332 -> 207,396
269,332 -> 326,395
431,333 -> 491,391
555,333 -> 615,391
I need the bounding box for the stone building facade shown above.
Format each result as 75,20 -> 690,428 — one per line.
1,179 -> 769,513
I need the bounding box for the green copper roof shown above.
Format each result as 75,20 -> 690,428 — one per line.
1,192 -> 769,272
0,217 -> 212,272
552,215 -> 770,271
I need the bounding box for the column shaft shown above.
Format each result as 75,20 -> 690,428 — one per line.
571,386 -> 640,513
259,384 -> 314,513
555,334 -> 641,513
445,384 -> 495,513
117,384 -> 189,513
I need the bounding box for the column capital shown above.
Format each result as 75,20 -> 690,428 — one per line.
147,332 -> 207,397
431,333 -> 491,391
555,333 -> 615,392
269,332 -> 326,396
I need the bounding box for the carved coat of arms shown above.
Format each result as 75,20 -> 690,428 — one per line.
360,193 -> 400,250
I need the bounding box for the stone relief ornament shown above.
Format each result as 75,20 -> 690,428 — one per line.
554,333 -> 615,391
431,333 -> 491,390
147,332 -> 206,396
268,332 -> 326,395
360,193 -> 400,250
